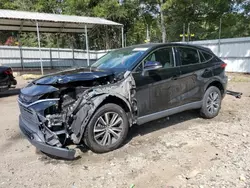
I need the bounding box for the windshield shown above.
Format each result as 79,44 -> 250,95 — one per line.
91,47 -> 147,71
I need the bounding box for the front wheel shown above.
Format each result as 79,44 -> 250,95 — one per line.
84,103 -> 129,153
200,86 -> 222,119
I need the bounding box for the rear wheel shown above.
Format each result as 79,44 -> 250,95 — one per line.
200,86 -> 222,119
84,103 -> 129,153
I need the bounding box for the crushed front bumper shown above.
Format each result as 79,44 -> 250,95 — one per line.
19,115 -> 76,160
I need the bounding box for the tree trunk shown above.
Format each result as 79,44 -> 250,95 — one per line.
160,0 -> 166,43
105,26 -> 110,50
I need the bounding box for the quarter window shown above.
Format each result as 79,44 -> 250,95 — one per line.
200,51 -> 213,62
178,47 -> 199,65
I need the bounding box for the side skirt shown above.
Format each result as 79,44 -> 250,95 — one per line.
137,101 -> 202,125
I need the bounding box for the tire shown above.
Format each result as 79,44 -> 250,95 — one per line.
84,103 -> 129,153
200,86 -> 222,119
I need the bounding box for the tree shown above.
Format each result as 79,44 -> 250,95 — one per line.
92,0 -> 140,48
159,0 -> 166,42
0,0 -> 250,48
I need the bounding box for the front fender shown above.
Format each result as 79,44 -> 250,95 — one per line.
69,74 -> 136,144
70,93 -> 132,144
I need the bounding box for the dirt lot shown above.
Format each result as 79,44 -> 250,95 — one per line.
0,73 -> 250,188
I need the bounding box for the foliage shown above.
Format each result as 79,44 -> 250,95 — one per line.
0,0 -> 249,49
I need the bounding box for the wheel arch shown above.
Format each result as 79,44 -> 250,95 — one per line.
92,94 -> 133,127
205,79 -> 225,95
98,95 -> 132,113
71,93 -> 133,144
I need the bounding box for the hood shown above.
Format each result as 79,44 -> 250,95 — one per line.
33,67 -> 115,85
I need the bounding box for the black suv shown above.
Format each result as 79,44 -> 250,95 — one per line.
18,43 -> 228,159
0,66 -> 17,92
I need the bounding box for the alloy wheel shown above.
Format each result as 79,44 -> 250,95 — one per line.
93,112 -> 124,146
206,91 -> 220,114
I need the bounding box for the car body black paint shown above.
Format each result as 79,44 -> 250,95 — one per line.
18,43 -> 228,159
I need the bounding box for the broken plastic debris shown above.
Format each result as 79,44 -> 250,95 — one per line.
239,175 -> 246,181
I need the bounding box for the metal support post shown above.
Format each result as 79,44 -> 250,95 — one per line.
121,26 -> 124,48
36,21 -> 43,75
85,25 -> 90,66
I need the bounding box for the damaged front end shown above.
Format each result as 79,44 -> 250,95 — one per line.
18,71 -> 137,159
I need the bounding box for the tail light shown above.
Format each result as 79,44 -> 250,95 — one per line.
4,68 -> 13,75
221,63 -> 227,68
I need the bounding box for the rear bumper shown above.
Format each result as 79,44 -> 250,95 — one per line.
0,85 -> 9,91
0,76 -> 17,91
19,115 -> 76,160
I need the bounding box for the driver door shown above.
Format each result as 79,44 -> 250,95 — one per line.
133,47 -> 181,118
147,47 -> 181,114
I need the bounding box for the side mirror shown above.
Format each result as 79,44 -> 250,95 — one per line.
144,61 -> 162,70
142,61 -> 162,76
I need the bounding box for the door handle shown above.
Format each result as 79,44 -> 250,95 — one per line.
171,75 -> 179,80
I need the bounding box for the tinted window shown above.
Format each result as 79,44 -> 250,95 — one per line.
199,51 -> 206,62
201,51 -> 213,61
178,47 -> 199,65
145,48 -> 174,69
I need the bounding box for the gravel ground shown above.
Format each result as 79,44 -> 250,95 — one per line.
0,73 -> 249,188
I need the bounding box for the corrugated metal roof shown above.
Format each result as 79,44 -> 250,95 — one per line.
0,9 -> 123,33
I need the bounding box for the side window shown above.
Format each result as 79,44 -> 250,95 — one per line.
145,48 -> 174,69
178,47 -> 199,65
200,51 -> 213,62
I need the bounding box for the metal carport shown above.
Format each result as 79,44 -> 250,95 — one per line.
0,9 -> 124,74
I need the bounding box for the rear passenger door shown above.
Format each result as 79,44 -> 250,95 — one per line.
176,46 -> 214,105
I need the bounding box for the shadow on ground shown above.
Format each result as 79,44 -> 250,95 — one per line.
0,88 -> 20,98
125,110 -> 200,145
0,132 -> 24,152
38,110 -> 200,162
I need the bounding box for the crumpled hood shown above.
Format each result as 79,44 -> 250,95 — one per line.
33,68 -> 114,85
